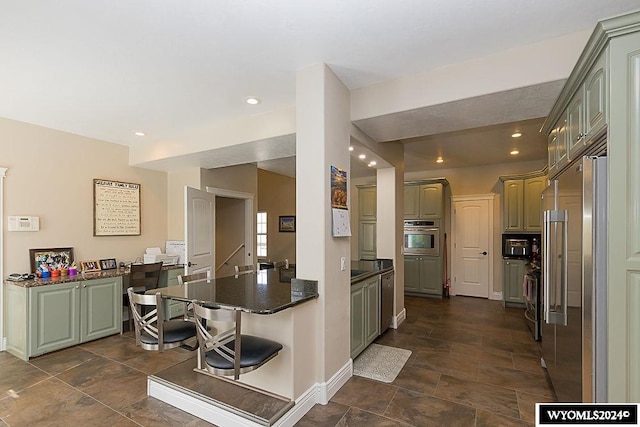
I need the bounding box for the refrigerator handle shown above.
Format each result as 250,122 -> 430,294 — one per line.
543,209 -> 568,325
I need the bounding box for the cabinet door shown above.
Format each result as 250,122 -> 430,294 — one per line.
503,259 -> 526,304
364,278 -> 380,345
81,277 -> 122,342
557,115 -> 569,170
29,282 -> 80,357
359,221 -> 377,260
548,127 -> 559,177
358,187 -> 377,221
420,257 -> 443,296
503,179 -> 524,231
567,91 -> 585,160
419,184 -> 443,219
350,283 -> 366,359
404,255 -> 421,292
585,52 -> 607,142
404,185 -> 420,219
523,176 -> 546,232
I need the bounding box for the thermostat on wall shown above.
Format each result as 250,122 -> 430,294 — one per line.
8,216 -> 40,231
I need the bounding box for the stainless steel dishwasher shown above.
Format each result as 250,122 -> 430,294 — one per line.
380,270 -> 394,334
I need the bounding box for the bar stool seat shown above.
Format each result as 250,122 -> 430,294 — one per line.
203,335 -> 283,371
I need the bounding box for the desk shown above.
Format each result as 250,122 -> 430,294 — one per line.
148,268 -> 318,314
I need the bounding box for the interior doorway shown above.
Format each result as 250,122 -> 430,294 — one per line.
451,195 -> 494,298
215,196 -> 246,277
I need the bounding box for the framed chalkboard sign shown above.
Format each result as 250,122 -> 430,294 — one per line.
93,179 -> 141,236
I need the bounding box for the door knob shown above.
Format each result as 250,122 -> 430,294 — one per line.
480,251 -> 488,255
188,261 -> 198,267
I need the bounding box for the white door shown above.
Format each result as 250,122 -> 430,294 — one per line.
453,198 -> 491,298
185,186 -> 216,278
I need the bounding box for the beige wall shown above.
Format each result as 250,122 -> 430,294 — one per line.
0,117 -> 168,273
257,169 -> 296,264
201,163 -> 258,195
167,167 -> 201,240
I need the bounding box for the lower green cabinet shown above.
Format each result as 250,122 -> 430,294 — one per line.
503,259 -> 526,306
29,281 -> 81,357
5,276 -> 122,361
350,276 -> 380,359
159,267 -> 185,319
404,255 -> 442,297
81,277 -> 122,342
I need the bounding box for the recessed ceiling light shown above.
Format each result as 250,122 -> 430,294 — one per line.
368,161 -> 377,167
436,157 -> 444,163
349,146 -> 354,151
358,154 -> 366,160
510,150 -> 520,155
245,97 -> 261,105
133,131 -> 145,137
512,132 -> 522,138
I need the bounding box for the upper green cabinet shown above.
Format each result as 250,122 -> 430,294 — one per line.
404,183 -> 443,219
357,185 -> 377,260
548,51 -> 607,179
502,175 -> 546,232
358,186 -> 377,221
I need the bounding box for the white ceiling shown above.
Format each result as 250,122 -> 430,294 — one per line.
1,1 -> 639,177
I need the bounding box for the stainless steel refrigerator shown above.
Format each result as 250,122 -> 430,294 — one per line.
541,155 -> 607,403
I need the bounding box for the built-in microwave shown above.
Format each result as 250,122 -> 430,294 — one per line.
403,220 -> 440,256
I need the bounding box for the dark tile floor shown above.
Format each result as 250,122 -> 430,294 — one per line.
297,295 -> 557,426
0,295 -> 556,426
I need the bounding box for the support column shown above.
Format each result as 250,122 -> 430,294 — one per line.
295,64 -> 351,397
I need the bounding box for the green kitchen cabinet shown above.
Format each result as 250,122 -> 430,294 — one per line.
404,255 -> 442,297
158,267 -> 185,319
503,258 -> 526,306
356,185 -> 377,260
359,221 -> 377,260
502,175 -> 546,232
80,277 -> 122,342
350,275 -> 380,359
5,275 -> 123,361
358,186 -> 377,221
29,281 -> 81,357
404,183 -> 443,219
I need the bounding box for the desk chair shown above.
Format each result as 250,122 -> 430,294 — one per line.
193,302 -> 283,380
234,264 -> 256,275
123,262 -> 163,332
127,288 -> 197,352
177,272 -> 209,321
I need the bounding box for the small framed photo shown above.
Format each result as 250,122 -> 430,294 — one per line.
29,247 -> 74,273
279,215 -> 296,232
99,258 -> 117,270
80,260 -> 101,272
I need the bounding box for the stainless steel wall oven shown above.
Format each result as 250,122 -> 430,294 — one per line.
403,220 -> 440,256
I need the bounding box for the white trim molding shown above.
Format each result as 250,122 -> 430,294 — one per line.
0,167 -> 7,351
393,308 -> 406,329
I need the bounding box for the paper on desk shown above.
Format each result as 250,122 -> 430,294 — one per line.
145,247 -> 162,255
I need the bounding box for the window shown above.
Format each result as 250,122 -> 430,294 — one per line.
257,212 -> 267,257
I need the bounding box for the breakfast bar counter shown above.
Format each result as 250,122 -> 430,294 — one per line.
147,268 -> 318,314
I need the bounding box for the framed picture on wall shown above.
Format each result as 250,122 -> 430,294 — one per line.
279,216 -> 296,232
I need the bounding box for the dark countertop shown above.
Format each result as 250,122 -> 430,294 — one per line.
4,264 -> 184,288
148,268 -> 318,314
351,258 -> 394,284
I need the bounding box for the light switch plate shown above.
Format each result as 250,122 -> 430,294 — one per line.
340,257 -> 346,271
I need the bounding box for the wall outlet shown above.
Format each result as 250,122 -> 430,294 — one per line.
340,257 -> 346,271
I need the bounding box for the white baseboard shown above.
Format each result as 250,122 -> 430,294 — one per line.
148,359 -> 354,427
392,308 -> 406,329
490,291 -> 503,301
1,337 -> 6,352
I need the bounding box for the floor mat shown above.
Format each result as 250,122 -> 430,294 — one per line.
353,343 -> 412,383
